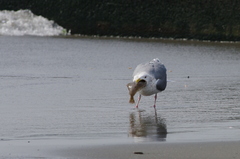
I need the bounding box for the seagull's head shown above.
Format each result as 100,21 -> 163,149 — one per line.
133,73 -> 152,87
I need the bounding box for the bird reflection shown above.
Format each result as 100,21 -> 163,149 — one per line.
129,108 -> 167,142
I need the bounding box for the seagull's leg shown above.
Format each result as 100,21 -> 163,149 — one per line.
135,94 -> 141,108
153,94 -> 157,108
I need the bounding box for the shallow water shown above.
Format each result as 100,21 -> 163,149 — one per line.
0,36 -> 240,144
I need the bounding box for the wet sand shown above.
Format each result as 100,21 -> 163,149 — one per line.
1,140 -> 240,159
61,141 -> 240,159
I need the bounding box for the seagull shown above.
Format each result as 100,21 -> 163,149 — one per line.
127,58 -> 167,108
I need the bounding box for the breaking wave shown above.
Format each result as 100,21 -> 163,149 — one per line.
0,10 -> 68,36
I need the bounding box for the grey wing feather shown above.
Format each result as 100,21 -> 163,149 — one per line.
153,61 -> 167,91
152,62 -> 167,80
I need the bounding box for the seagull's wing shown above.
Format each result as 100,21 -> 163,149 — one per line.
151,60 -> 167,80
154,61 -> 167,91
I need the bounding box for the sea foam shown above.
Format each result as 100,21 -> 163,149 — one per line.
0,10 -> 68,36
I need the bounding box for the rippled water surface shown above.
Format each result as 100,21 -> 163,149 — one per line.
0,36 -> 240,143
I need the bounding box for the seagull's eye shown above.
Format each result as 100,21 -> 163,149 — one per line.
144,76 -> 147,78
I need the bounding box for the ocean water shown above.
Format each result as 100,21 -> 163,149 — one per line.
0,35 -> 240,144
0,10 -> 67,36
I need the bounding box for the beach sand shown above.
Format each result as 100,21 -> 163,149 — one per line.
1,140 -> 239,159
56,141 -> 240,159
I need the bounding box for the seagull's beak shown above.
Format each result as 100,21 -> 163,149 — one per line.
135,78 -> 142,83
135,78 -> 146,84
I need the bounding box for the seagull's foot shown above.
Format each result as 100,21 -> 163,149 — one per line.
135,105 -> 139,108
